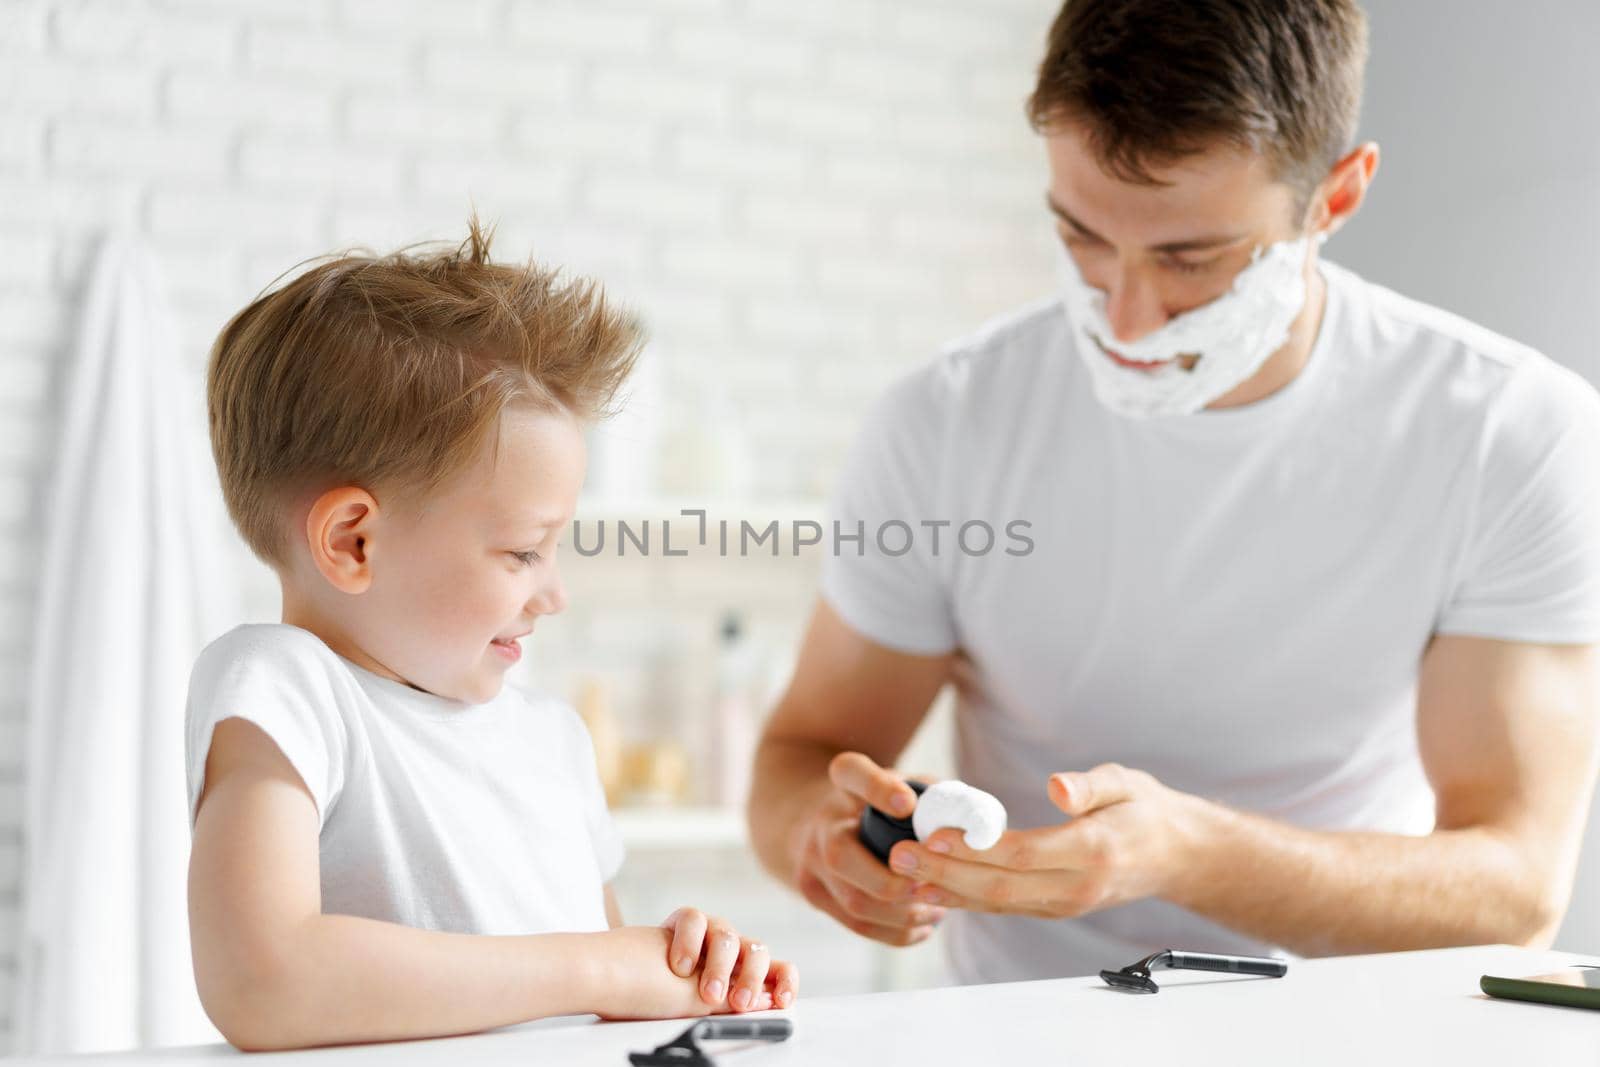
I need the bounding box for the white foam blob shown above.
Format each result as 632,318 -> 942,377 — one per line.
912,780 -> 1008,851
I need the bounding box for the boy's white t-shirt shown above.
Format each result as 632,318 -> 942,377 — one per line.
821,261 -> 1600,983
186,623 -> 624,937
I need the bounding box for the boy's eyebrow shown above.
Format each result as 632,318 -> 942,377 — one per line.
1044,194 -> 1248,255
499,512 -> 569,535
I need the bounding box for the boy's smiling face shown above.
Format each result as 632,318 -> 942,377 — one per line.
284,404 -> 586,704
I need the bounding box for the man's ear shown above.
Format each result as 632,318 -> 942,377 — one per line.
1312,141 -> 1380,239
304,486 -> 380,595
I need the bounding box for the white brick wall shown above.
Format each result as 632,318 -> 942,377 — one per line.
0,0 -> 1061,1046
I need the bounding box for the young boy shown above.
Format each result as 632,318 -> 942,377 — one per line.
186,221 -> 797,1051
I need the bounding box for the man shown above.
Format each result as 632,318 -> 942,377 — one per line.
748,0 -> 1600,982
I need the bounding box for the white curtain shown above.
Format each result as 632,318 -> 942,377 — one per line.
13,234 -> 231,1053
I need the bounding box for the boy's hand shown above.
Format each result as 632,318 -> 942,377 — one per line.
661,907 -> 799,1012
593,926 -> 795,1021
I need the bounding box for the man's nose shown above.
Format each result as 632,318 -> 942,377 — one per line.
1103,266 -> 1168,345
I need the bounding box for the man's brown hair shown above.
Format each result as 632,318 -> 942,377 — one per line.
1028,0 -> 1368,201
208,218 -> 642,566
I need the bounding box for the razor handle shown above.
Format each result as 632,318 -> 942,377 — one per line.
692,1018 -> 794,1042
1167,952 -> 1288,977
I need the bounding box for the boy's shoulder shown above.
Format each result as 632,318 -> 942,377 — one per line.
496,683 -> 596,752
189,623 -> 358,713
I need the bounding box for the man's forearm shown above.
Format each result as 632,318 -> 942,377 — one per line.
1171,798 -> 1563,957
209,915 -> 609,1050
748,736 -> 839,885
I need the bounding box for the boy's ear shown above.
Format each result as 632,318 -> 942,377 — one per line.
305,487 -> 380,595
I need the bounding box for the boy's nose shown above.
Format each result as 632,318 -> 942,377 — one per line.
530,571 -> 567,616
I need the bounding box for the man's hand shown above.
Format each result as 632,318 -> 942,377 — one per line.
887,763 -> 1201,918
595,924 -> 797,1021
659,908 -> 799,1012
786,752 -> 949,946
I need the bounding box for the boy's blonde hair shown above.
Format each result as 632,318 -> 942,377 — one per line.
208,218 -> 642,566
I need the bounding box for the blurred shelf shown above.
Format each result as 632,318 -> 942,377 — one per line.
614,805 -> 750,851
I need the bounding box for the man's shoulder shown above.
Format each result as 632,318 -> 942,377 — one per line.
1330,261 -> 1598,425
942,294 -> 1070,361
874,296 -> 1071,425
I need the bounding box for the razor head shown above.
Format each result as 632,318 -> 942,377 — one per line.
630,1018 -> 794,1066
1099,967 -> 1160,994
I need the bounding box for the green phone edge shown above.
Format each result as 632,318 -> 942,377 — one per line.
1480,973 -> 1600,1011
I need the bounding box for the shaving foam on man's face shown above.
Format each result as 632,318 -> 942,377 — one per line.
1057,233 -> 1314,418
1042,119 -> 1321,418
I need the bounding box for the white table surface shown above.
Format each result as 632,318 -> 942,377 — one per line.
18,945 -> 1595,1065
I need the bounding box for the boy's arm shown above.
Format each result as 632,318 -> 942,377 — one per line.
189,718 -> 709,1051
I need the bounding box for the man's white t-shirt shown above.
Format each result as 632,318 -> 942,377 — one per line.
186,624 -> 624,937
821,261 -> 1600,983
